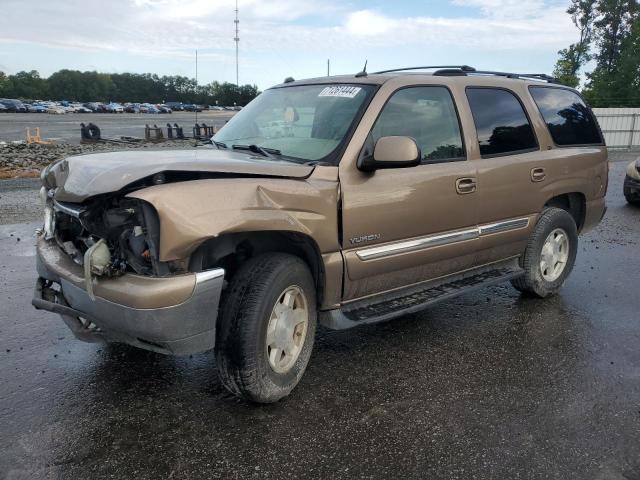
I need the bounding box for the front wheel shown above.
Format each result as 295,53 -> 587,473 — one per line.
511,207 -> 578,298
215,253 -> 317,403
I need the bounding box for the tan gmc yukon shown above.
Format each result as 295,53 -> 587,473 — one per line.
33,66 -> 607,402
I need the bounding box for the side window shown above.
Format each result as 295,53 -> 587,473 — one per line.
371,87 -> 465,163
529,87 -> 602,146
466,88 -> 538,157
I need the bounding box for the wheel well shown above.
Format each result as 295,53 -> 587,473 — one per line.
189,231 -> 325,305
544,193 -> 586,231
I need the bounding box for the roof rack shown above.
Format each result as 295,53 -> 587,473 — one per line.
371,65 -> 559,83
373,65 -> 476,74
462,70 -> 560,84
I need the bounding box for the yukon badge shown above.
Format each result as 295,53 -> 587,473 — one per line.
349,233 -> 381,245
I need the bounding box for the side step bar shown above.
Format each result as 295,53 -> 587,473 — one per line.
320,259 -> 524,330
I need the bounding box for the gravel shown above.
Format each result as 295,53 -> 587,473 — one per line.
0,178 -> 42,225
0,140 -> 206,178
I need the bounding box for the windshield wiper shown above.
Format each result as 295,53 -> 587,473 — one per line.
232,144 -> 281,159
210,139 -> 227,149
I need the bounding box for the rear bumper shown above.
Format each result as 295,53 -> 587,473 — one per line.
33,236 -> 224,355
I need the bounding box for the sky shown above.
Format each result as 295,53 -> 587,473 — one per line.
0,0 -> 579,90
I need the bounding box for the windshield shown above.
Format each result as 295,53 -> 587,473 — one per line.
212,84 -> 375,163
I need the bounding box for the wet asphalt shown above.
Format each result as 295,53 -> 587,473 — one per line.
0,160 -> 639,479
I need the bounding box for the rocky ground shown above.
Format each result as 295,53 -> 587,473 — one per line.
0,140 -> 205,179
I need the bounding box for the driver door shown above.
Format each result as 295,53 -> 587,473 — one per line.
339,84 -> 479,301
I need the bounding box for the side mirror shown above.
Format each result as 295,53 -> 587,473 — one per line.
358,136 -> 421,172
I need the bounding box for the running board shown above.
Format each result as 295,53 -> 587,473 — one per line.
320,259 -> 524,330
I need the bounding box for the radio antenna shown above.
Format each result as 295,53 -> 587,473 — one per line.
355,60 -> 368,78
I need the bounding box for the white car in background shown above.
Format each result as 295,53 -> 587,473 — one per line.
47,105 -> 66,115
105,103 -> 124,113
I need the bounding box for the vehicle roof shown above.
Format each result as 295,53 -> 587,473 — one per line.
272,71 -> 568,90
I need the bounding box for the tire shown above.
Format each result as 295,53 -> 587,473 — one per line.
624,189 -> 640,206
511,207 -> 578,298
215,253 -> 317,403
625,194 -> 640,205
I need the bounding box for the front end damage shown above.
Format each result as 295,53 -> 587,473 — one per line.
33,168 -> 226,355
32,149 -> 336,355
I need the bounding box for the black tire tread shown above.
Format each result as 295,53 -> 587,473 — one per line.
215,253 -> 315,402
511,207 -> 578,298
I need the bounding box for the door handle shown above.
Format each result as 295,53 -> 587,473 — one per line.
456,177 -> 477,194
531,167 -> 546,182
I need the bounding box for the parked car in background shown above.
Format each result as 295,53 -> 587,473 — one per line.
84,102 -> 103,112
0,103 -> 7,112
157,105 -> 172,113
139,103 -> 159,114
26,103 -> 48,113
165,101 -> 184,111
624,159 -> 640,205
183,103 -> 203,112
125,103 -> 141,113
0,99 -> 27,112
71,104 -> 92,113
105,103 -> 124,113
47,105 -> 66,115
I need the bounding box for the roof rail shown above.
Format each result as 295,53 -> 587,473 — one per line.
372,65 -> 476,74
469,70 -> 560,83
371,65 -> 560,84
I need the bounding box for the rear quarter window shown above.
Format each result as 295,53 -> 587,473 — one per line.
529,87 -> 603,146
466,87 -> 538,157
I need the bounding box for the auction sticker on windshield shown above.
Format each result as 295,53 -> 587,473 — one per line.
318,86 -> 362,98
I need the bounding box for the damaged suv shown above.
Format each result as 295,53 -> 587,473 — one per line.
34,66 -> 607,402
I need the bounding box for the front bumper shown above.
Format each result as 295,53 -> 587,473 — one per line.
624,175 -> 640,200
33,235 -> 224,355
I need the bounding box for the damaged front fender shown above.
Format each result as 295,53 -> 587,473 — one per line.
126,168 -> 340,262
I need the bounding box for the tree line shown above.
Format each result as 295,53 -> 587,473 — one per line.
553,0 -> 640,107
0,69 -> 260,106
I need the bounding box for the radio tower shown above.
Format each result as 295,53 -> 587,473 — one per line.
234,0 -> 239,87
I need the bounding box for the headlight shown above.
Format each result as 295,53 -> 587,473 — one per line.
43,206 -> 55,239
626,160 -> 640,180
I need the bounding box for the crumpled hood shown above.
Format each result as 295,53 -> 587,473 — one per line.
44,148 -> 315,202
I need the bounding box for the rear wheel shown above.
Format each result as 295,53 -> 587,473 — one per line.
215,253 -> 316,403
511,208 -> 578,298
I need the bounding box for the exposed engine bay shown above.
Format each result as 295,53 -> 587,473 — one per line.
47,195 -> 170,278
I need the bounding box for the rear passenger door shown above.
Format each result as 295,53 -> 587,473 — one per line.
464,86 -> 548,265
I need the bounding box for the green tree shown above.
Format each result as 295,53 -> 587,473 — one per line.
7,70 -> 48,99
583,0 -> 638,105
0,71 -> 8,97
1,68 -> 260,105
553,0 -> 597,87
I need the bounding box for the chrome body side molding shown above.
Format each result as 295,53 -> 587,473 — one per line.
355,217 -> 530,261
478,217 -> 529,236
356,228 -> 478,261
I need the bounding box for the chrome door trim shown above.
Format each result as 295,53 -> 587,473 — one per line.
355,217 -> 530,261
478,217 -> 529,236
356,228 -> 478,261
